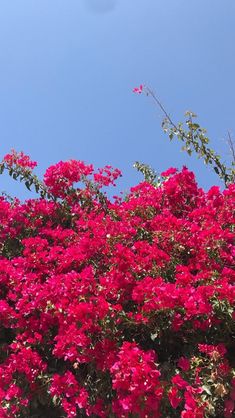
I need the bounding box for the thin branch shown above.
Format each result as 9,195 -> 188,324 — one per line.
145,87 -> 178,131
227,131 -> 235,164
142,86 -> 232,186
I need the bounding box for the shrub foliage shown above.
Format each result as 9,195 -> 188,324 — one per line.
0,147 -> 234,418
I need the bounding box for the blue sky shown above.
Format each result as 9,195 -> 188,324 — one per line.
0,0 -> 234,199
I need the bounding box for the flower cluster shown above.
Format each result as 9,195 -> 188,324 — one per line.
44,160 -> 94,197
133,85 -> 144,94
50,371 -> 88,418
110,342 -> 162,417
3,150 -> 37,170
0,153 -> 234,417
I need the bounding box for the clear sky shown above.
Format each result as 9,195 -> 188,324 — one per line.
0,0 -> 234,199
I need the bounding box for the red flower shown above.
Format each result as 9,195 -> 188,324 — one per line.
178,357 -> 190,372
161,167 -> 178,177
3,150 -> 37,169
172,374 -> 189,390
168,386 -> 182,409
224,399 -> 234,418
133,84 -> 143,94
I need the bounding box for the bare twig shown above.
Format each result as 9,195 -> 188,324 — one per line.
144,87 -> 178,131
227,131 -> 235,164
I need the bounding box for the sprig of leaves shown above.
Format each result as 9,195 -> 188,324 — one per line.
133,161 -> 159,184
137,86 -> 235,187
0,161 -> 53,200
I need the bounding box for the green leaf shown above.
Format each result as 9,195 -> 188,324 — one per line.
202,385 -> 212,396
150,332 -> 158,341
191,123 -> 200,130
25,181 -> 31,191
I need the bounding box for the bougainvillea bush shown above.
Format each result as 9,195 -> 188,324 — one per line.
0,150 -> 234,418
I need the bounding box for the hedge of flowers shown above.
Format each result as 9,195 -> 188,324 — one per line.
0,150 -> 234,417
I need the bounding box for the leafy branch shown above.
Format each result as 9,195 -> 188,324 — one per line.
136,86 -> 235,187
0,161 -> 53,200
133,161 -> 159,184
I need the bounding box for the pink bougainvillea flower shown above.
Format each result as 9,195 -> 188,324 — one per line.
172,374 -> 189,390
178,357 -> 190,372
168,386 -> 182,409
224,399 -> 234,418
161,167 -> 178,177
3,149 -> 37,169
132,84 -> 143,94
